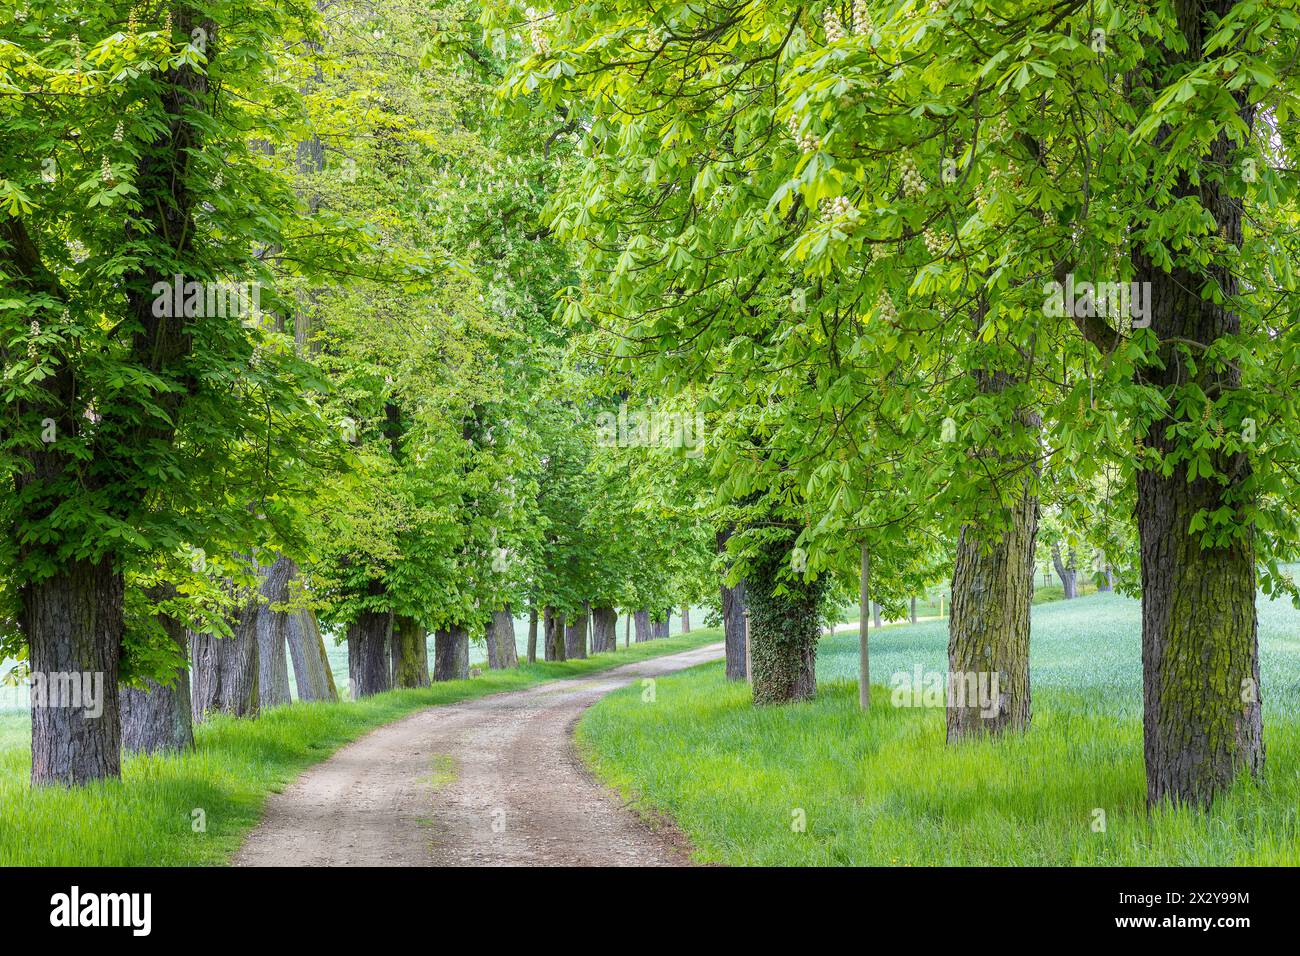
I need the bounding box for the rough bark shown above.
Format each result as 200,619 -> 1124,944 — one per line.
255,557 -> 294,709
192,590 -> 260,722
1051,543 -> 1078,599
391,615 -> 430,688
543,606 -> 565,661
681,606 -> 690,633
347,609 -> 392,699
872,602 -> 883,629
527,605 -> 539,663
591,606 -> 618,654
947,479 -> 1038,741
433,625 -> 470,681
747,530 -> 826,705
286,608 -> 337,702
1065,0 -> 1266,808
487,607 -> 519,668
633,609 -> 651,643
24,558 -> 124,785
717,527 -> 748,680
565,603 -> 589,659
654,611 -> 671,638
859,545 -> 871,709
120,587 -> 193,756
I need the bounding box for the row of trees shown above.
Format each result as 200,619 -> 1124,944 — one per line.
0,0 -> 718,785
7,1 -> 1297,820
506,0 -> 1300,809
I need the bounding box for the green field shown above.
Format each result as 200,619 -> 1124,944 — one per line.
0,630 -> 719,866
577,591 -> 1300,865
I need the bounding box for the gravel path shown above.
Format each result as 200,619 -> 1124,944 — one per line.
232,642 -> 724,867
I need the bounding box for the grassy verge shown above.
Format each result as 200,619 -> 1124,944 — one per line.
0,630 -> 719,866
577,593 -> 1300,866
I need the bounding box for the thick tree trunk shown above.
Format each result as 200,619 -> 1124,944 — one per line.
747,531 -> 826,705
347,609 -> 392,699
527,605 -> 539,663
872,602 -> 883,629
543,606 -> 565,661
192,586 -> 261,722
718,527 -> 748,680
1098,563 -> 1114,592
681,606 -> 690,633
721,578 -> 748,680
859,545 -> 870,710
656,611 -> 671,638
910,595 -> 918,624
255,558 -> 294,709
1118,0 -> 1264,807
286,608 -> 337,702
485,616 -> 499,669
633,609 -> 651,643
487,607 -> 519,668
947,480 -> 1038,741
121,589 -> 193,756
1051,544 -> 1078,599
391,615 -> 430,688
24,558 -> 124,785
591,606 -> 617,653
433,625 -> 469,681
565,602 -> 589,659
1137,467 -> 1262,807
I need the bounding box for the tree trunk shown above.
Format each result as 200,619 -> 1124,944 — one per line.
543,606 -> 564,661
485,616 -> 499,669
1051,543 -> 1078,599
527,605 -> 539,663
24,558 -> 125,785
255,558 -> 294,709
633,609 -> 651,643
565,602 -> 589,659
718,527 -> 748,680
947,480 -> 1037,741
681,606 -> 690,633
1137,466 -> 1262,807
591,606 -> 617,653
748,531 -> 826,705
910,595 -> 918,625
1098,563 -> 1114,592
120,588 -> 193,756
872,602 -> 882,629
192,587 -> 260,722
286,608 -> 337,702
721,578 -> 748,680
391,615 -> 430,688
1115,0 -> 1266,807
488,607 -> 519,668
347,609 -> 392,699
859,544 -> 870,710
433,625 -> 469,681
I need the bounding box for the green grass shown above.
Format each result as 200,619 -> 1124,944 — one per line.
577,591 -> 1300,865
0,629 -> 719,866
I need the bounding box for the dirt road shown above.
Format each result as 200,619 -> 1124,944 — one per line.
232,642 -> 723,867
